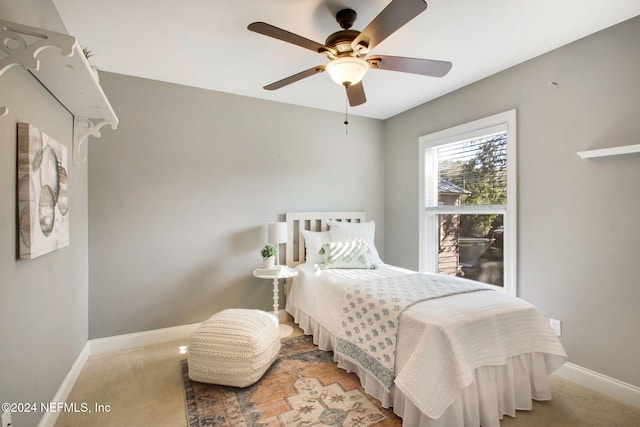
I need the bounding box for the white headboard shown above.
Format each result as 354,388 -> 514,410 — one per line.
285,211 -> 366,268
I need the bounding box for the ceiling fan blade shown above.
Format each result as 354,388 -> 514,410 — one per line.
264,66 -> 325,90
346,81 -> 367,106
368,55 -> 452,77
351,0 -> 427,52
248,22 -> 331,54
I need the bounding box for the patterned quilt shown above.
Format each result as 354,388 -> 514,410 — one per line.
335,273 -> 491,391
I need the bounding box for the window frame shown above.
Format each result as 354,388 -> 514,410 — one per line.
418,110 -> 517,296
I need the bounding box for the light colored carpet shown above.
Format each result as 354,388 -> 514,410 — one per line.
55,323 -> 640,426
501,375 -> 640,427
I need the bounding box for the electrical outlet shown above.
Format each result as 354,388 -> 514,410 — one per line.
1,411 -> 11,427
549,318 -> 562,336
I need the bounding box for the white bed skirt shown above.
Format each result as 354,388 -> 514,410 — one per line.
289,306 -> 555,427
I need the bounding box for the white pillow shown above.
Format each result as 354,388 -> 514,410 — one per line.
300,230 -> 331,264
326,220 -> 383,265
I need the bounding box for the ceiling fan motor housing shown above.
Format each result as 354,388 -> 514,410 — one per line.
325,30 -> 360,55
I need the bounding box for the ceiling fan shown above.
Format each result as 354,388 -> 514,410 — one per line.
247,0 -> 452,107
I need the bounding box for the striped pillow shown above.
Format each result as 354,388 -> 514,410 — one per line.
319,239 -> 376,269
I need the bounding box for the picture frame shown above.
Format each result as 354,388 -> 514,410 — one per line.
17,123 -> 70,259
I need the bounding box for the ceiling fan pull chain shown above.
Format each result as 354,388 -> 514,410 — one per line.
344,96 -> 349,134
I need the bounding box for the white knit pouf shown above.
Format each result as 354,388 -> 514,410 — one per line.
187,309 -> 281,387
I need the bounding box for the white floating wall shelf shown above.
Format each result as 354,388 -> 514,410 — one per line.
576,144 -> 640,159
0,19 -> 118,165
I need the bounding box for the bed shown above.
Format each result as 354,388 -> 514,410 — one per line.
284,211 -> 567,427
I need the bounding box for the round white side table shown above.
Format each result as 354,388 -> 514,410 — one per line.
252,268 -> 298,337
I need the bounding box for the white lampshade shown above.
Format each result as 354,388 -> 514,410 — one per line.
268,222 -> 288,244
325,57 -> 369,87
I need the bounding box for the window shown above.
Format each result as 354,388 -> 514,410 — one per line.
419,110 -> 517,295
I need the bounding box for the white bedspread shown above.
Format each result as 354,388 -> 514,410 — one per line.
337,272 -> 491,393
286,264 -> 568,423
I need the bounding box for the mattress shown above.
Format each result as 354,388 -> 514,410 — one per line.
285,263 -> 568,427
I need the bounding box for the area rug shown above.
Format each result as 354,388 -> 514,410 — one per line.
180,334 -> 401,426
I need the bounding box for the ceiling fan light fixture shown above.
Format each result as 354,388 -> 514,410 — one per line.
325,56 -> 368,87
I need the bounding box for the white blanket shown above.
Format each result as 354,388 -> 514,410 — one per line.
286,264 -> 568,420
336,273 -> 492,392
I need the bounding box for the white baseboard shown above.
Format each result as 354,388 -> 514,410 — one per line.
38,342 -> 91,427
89,322 -> 201,355
555,362 -> 640,409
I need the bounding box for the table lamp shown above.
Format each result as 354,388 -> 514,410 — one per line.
267,222 -> 287,266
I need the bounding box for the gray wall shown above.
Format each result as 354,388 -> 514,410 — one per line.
89,73 -> 385,338
0,4 -> 89,426
384,16 -> 640,387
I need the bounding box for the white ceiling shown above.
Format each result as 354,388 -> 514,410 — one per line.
52,0 -> 640,120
